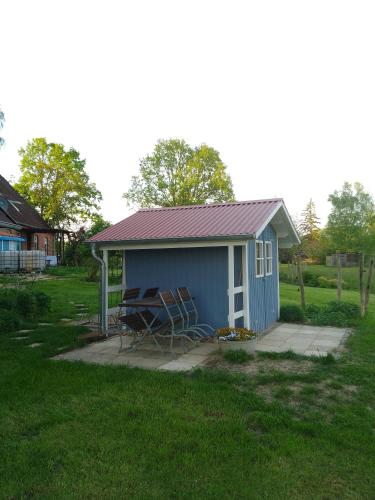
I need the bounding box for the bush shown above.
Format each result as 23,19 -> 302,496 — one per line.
325,301 -> 360,319
223,349 -> 252,364
310,311 -> 347,327
0,289 -> 51,321
0,308 -> 21,332
33,290 -> 51,315
302,271 -> 320,287
279,304 -> 305,323
305,304 -> 321,317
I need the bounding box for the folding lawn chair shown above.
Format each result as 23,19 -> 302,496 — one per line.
176,287 -> 215,337
118,310 -> 166,352
142,287 -> 159,298
158,290 -> 203,352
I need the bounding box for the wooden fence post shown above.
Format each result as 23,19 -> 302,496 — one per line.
336,250 -> 342,302
296,255 -> 306,310
364,257 -> 374,314
359,253 -> 365,318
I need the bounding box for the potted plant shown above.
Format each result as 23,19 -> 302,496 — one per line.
216,327 -> 257,354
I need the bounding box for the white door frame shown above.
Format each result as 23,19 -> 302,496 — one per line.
227,243 -> 249,328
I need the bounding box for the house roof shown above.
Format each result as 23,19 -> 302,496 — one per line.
89,198 -> 300,248
0,174 -> 52,231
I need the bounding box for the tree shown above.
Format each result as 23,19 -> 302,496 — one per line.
0,108 -> 5,148
326,182 -> 375,254
298,199 -> 321,260
15,138 -> 102,230
326,182 -> 375,315
64,215 -> 111,268
123,139 -> 235,208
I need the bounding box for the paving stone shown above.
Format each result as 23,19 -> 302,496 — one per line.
304,350 -> 329,357
38,323 -> 53,326
13,336 -> 28,340
29,343 -> 43,348
159,360 -> 196,372
17,329 -> 33,333
60,318 -> 73,322
255,344 -> 289,353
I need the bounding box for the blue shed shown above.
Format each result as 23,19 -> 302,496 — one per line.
89,199 -> 299,333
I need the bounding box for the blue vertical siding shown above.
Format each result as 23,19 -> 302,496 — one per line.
125,246 -> 228,329
248,225 -> 279,332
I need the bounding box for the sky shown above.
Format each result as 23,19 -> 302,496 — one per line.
1,0 -> 374,227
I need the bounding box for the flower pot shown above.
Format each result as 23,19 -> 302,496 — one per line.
218,337 -> 257,354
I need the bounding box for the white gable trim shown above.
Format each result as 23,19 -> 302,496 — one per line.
255,201 -> 300,244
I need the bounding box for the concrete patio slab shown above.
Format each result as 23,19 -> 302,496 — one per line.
256,323 -> 349,356
53,334 -> 215,371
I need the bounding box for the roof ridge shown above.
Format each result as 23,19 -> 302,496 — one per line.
138,198 -> 283,212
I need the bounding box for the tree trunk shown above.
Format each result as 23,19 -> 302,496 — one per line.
296,255 -> 306,310
359,253 -> 366,318
364,257 -> 374,313
336,250 -> 342,302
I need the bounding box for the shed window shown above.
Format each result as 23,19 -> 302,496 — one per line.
44,237 -> 48,255
255,241 -> 264,277
33,235 -> 39,250
265,241 -> 272,275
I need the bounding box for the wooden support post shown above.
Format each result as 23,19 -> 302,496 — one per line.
359,253 -> 365,318
364,257 -> 374,314
336,250 -> 342,302
102,249 -> 109,332
296,255 -> 306,310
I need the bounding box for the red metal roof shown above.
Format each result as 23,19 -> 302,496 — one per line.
89,199 -> 284,243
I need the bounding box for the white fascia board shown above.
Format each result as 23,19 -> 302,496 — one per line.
96,239 -> 249,251
255,201 -> 300,244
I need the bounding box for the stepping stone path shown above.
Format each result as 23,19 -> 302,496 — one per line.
57,345 -> 70,351
29,343 -> 43,348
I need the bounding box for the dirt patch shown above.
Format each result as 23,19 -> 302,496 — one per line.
202,353 -> 314,376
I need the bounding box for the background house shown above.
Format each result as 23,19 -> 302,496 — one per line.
0,174 -> 60,269
89,199 -> 299,333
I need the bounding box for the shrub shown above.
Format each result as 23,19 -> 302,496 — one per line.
223,349 -> 251,364
305,304 -> 321,317
279,304 -> 305,323
317,276 -> 337,289
302,271 -> 320,287
0,308 -> 21,332
310,311 -> 347,327
0,289 -> 51,321
15,290 -> 37,319
325,301 -> 360,319
33,290 -> 51,315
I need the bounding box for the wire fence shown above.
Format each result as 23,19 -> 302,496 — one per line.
0,251 -> 46,273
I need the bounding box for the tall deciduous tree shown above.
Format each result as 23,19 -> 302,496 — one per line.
326,182 -> 375,254
15,138 -> 102,230
327,182 -> 375,314
123,138 -> 235,207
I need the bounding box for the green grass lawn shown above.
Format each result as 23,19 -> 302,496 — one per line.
1,274 -> 375,498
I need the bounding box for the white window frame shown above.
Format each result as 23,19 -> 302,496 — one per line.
255,240 -> 264,278
265,241 -> 272,276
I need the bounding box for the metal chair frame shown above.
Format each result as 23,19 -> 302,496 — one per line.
176,287 -> 215,336
158,290 -> 203,352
